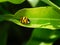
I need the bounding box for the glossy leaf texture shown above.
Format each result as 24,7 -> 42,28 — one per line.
7,6 -> 60,30
0,0 -> 25,4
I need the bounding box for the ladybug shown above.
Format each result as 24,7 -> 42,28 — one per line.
20,17 -> 30,24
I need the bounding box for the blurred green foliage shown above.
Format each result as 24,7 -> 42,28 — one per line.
0,0 -> 60,45
0,0 -> 25,4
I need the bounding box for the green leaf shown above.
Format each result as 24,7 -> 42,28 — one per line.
8,0 -> 25,4
50,0 -> 60,7
26,28 -> 58,45
0,0 -> 7,2
2,7 -> 59,30
0,0 -> 25,4
41,0 -> 60,10
0,14 -> 14,22
8,6 -> 60,30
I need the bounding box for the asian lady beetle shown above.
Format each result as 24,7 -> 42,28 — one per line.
20,17 -> 30,24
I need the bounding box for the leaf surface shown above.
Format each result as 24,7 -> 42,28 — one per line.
0,0 -> 25,4
9,6 -> 60,30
